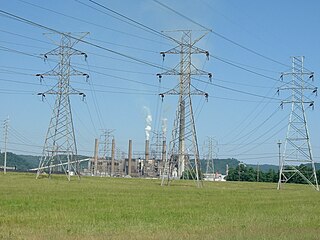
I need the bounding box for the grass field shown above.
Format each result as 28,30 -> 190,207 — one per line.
0,173 -> 319,240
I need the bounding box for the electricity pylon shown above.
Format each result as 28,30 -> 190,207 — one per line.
36,33 -> 89,180
150,131 -> 163,161
277,56 -> 318,190
203,137 -> 217,179
99,129 -> 114,175
100,129 -> 114,160
158,30 -> 212,187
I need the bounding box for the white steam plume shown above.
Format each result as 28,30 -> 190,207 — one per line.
143,106 -> 152,140
162,118 -> 167,138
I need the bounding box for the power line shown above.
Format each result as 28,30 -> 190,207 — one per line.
84,0 -> 174,42
152,0 -> 291,68
0,28 -> 53,46
210,55 -> 280,82
0,11 -> 287,91
220,82 -> 279,143
0,10 -> 289,103
84,60 -> 105,130
0,45 -> 42,59
192,77 -> 280,100
0,9 -> 165,70
225,107 -> 285,148
18,0 -> 171,47
235,122 -> 288,156
82,0 -> 288,82
0,49 -> 280,101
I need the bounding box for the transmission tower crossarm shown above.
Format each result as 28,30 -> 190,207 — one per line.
190,85 -> 208,97
43,47 -> 87,57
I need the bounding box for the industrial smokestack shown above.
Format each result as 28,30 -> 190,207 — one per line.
145,139 -> 149,176
162,140 -> 166,163
111,138 -> 115,176
128,139 -> 132,176
93,138 -> 99,176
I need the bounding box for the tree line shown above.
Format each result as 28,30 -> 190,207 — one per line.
225,164 -> 320,184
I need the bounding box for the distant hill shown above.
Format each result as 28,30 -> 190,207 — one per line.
0,152 -> 39,171
200,158 -> 280,175
247,164 -> 279,172
0,152 -> 90,171
200,158 -> 239,175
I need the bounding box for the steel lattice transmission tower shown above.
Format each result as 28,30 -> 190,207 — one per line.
277,56 -> 318,190
99,129 -> 114,175
100,129 -> 114,160
203,137 -> 217,178
36,33 -> 89,180
158,30 -> 212,187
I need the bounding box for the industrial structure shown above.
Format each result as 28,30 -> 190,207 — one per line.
202,137 -> 218,181
277,56 -> 319,191
36,33 -> 89,180
157,30 -> 212,187
2,117 -> 9,174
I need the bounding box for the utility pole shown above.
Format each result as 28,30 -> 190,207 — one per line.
36,33 -> 89,181
158,30 -> 212,187
3,117 -> 9,174
277,140 -> 281,173
277,56 -> 318,191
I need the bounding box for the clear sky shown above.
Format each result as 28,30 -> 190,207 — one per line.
1,0 -> 320,165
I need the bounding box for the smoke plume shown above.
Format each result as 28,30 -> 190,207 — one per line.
143,106 -> 152,140
162,118 -> 167,138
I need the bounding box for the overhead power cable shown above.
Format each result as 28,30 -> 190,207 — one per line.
0,28 -> 53,46
1,8 -> 285,86
0,9 -> 166,70
152,0 -> 291,68
0,37 -> 280,101
0,11 -> 283,102
192,77 -> 279,100
17,0 -> 169,48
211,55 -> 280,82
85,0 -> 175,43
230,110 -> 287,151
84,0 -> 284,81
0,46 -> 42,59
235,123 -> 288,157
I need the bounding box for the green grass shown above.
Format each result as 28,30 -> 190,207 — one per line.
0,173 -> 319,239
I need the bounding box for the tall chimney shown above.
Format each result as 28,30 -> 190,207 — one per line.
93,138 -> 99,176
162,140 -> 166,163
128,140 -> 132,176
111,138 -> 115,176
145,139 -> 149,175
145,140 -> 150,162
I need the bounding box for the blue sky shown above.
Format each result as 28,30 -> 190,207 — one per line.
1,0 -> 320,165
